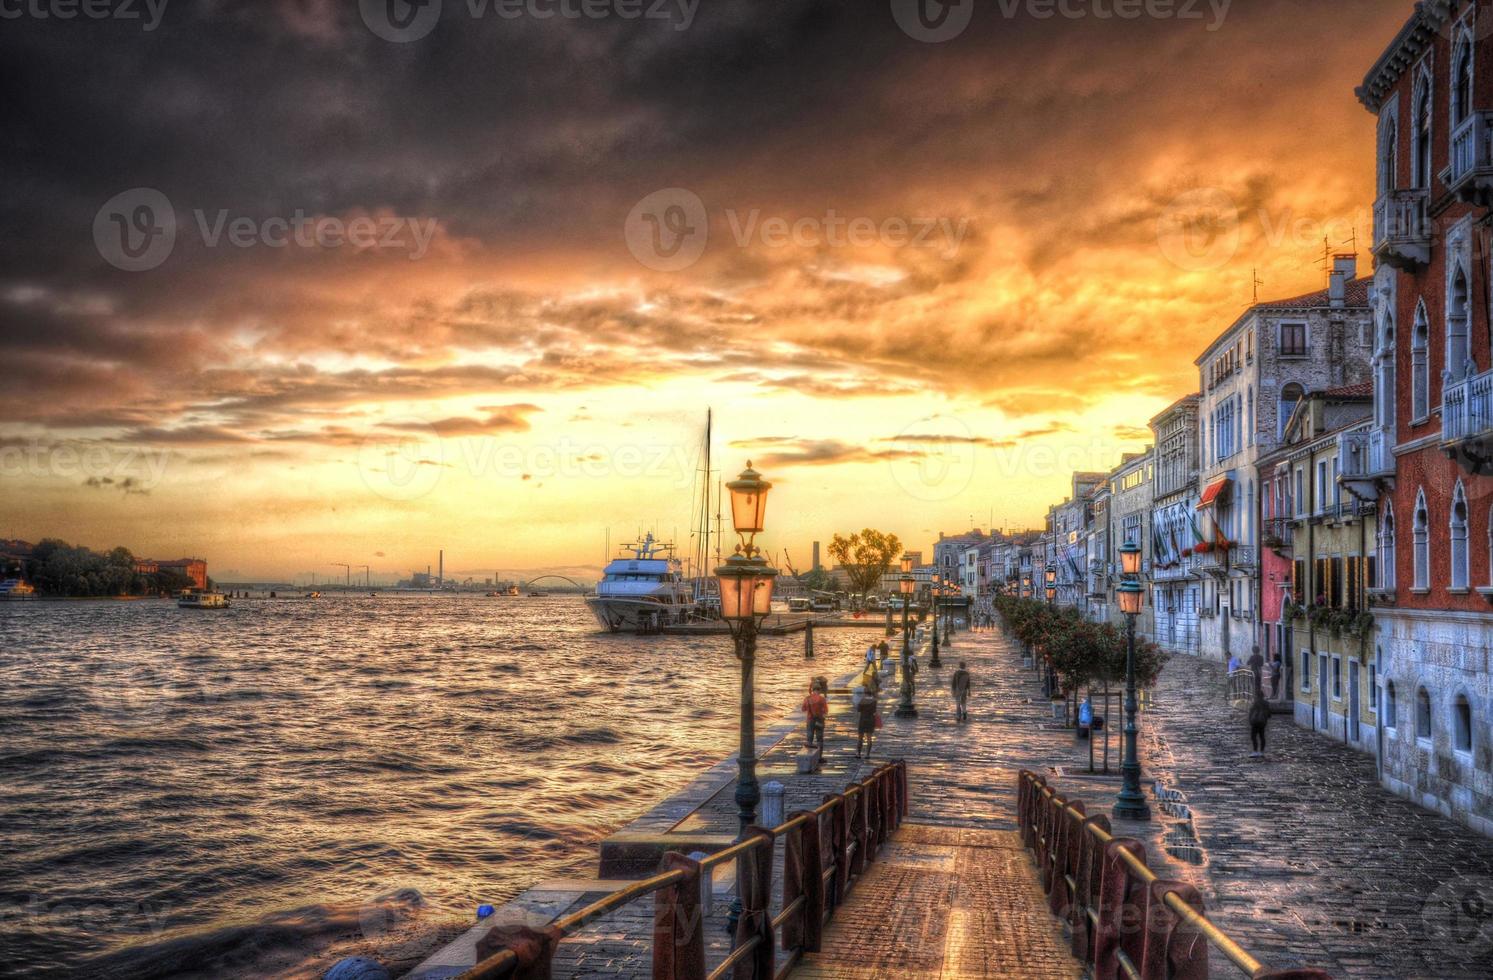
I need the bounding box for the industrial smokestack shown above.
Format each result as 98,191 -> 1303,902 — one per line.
439,550 -> 444,587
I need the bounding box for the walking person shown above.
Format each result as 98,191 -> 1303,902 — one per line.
1248,689 -> 1271,758
1270,651 -> 1284,700
878,639 -> 890,671
1247,645 -> 1265,698
951,660 -> 971,722
856,685 -> 879,758
802,680 -> 828,749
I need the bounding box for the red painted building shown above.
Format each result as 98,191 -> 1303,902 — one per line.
1356,0 -> 1493,836
135,557 -> 209,590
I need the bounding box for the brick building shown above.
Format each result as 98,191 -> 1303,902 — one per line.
1357,0 -> 1493,836
134,557 -> 209,590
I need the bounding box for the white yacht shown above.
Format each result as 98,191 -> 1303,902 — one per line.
585,534 -> 695,632
0,579 -> 36,600
178,590 -> 230,609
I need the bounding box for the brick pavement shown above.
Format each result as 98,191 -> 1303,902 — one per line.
795,824 -> 1080,979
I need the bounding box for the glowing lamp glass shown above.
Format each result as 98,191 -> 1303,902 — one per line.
725,463 -> 771,537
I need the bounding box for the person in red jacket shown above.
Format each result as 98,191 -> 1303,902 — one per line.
802,680 -> 829,748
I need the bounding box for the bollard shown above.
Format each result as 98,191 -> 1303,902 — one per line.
804,619 -> 814,659
761,781 -> 786,829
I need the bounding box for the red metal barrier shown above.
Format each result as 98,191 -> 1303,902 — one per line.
462,759 -> 908,980
1017,769 -> 1331,980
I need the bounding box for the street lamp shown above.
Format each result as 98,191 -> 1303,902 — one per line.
716,463 -> 778,937
1113,538 -> 1151,823
928,576 -> 942,668
716,463 -> 777,837
1045,566 -> 1057,606
896,557 -> 918,718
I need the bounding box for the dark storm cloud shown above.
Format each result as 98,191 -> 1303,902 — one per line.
0,0 -> 1414,449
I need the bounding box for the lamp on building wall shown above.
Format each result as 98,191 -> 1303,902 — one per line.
1113,538 -> 1151,822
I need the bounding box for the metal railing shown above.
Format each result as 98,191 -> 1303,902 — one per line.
1443,365 -> 1493,443
460,760 -> 908,980
1018,770 -> 1330,980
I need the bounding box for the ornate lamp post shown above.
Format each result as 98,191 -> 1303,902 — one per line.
928,574 -> 942,668
895,557 -> 918,718
1044,569 -> 1058,697
1113,538 -> 1151,823
715,463 -> 779,935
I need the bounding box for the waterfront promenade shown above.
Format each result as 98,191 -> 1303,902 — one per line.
412,622 -> 1493,979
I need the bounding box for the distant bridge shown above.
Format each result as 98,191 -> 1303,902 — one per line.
520,574 -> 589,591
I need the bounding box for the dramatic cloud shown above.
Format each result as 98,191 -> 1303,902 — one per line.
0,0 -> 1411,572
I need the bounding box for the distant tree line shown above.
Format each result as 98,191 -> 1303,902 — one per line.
19,539 -> 196,597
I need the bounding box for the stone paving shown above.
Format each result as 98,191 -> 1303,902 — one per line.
456,623 -> 1493,979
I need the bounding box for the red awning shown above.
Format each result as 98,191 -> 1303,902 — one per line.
1197,477 -> 1233,511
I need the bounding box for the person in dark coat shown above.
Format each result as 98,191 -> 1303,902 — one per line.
856,688 -> 879,758
951,661 -> 972,722
1248,690 -> 1271,758
1247,645 -> 1266,695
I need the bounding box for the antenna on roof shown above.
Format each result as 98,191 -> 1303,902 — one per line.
1316,235 -> 1333,285
1251,267 -> 1264,304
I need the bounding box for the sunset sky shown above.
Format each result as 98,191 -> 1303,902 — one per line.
0,0 -> 1413,581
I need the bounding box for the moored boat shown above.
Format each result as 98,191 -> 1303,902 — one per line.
178,589 -> 230,609
585,533 -> 696,632
0,578 -> 37,600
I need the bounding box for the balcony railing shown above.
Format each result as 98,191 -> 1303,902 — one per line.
1448,111 -> 1493,202
1263,517 -> 1294,553
1372,188 -> 1431,269
1443,365 -> 1493,444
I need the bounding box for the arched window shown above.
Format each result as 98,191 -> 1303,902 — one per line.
1454,36 -> 1474,127
1412,304 -> 1431,420
1413,488 -> 1430,591
1454,693 -> 1473,752
1413,72 -> 1433,188
1451,480 -> 1470,590
1385,679 -> 1398,729
1280,383 -> 1305,440
1449,265 -> 1471,382
1417,686 -> 1433,739
1381,501 -> 1397,590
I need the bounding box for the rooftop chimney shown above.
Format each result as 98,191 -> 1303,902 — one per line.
1329,253 -> 1356,308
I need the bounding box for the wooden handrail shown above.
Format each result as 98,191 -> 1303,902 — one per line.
1017,770 -> 1329,980
459,759 -> 909,980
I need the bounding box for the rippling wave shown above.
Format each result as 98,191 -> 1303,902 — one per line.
0,595 -> 873,978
